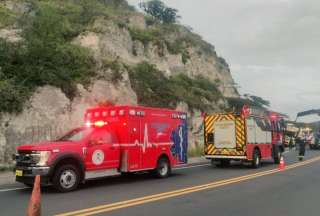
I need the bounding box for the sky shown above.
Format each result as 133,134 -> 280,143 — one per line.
127,0 -> 320,120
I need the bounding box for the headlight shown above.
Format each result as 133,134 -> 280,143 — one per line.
34,151 -> 51,166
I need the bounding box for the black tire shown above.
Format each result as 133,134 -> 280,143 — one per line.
210,159 -> 216,167
221,159 -> 230,167
52,164 -> 80,192
251,149 -> 261,168
273,145 -> 281,164
23,183 -> 33,187
154,157 -> 171,178
213,159 -> 230,168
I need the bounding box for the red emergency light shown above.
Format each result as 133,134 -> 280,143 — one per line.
269,114 -> 278,120
241,105 -> 250,117
85,121 -> 108,128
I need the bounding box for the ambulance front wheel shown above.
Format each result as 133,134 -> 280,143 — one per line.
52,164 -> 80,192
155,157 -> 171,178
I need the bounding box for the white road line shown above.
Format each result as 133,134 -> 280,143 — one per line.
0,187 -> 28,192
174,163 -> 210,170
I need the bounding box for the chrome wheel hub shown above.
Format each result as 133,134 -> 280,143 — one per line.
60,170 -> 76,189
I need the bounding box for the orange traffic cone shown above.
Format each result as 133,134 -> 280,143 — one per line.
279,156 -> 285,170
27,175 -> 41,216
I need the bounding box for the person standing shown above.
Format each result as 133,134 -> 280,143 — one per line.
296,133 -> 306,161
289,137 -> 294,150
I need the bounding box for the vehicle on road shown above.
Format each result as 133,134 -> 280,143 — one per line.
204,106 -> 285,168
14,106 -> 188,192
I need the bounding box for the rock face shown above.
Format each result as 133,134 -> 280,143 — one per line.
0,2 -> 239,165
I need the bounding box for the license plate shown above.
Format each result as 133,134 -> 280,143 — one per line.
15,170 -> 23,177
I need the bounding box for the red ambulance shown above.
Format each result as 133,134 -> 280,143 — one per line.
15,106 -> 188,192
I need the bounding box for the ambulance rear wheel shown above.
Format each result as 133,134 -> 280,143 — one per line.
23,183 -> 33,187
52,164 -> 80,192
251,149 -> 261,168
155,157 -> 171,178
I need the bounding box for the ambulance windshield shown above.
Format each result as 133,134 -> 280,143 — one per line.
58,128 -> 93,142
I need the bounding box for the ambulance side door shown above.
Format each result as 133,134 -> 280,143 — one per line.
128,119 -> 142,171
86,129 -> 120,170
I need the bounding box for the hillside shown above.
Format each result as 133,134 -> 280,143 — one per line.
0,0 -> 238,165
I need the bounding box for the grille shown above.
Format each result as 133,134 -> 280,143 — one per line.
16,151 -> 39,166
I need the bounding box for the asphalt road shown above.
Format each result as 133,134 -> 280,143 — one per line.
1,149 -> 320,216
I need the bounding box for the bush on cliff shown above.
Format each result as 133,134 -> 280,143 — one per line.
128,62 -> 223,112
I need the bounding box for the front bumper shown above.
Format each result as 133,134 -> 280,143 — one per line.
15,166 -> 51,185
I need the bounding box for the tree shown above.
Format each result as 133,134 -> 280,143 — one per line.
139,0 -> 180,24
244,94 -> 270,108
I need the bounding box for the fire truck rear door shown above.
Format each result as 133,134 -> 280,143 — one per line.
214,120 -> 236,149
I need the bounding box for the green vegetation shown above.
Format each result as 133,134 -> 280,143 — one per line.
128,27 -> 162,46
0,164 -> 14,172
0,0 -> 139,114
128,62 -> 223,112
128,24 -> 193,63
102,58 -> 123,82
0,0 -> 224,115
0,5 -> 16,28
0,0 -> 112,113
139,0 -> 180,24
227,94 -> 270,111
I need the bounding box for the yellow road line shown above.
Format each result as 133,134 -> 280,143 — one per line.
56,156 -> 320,216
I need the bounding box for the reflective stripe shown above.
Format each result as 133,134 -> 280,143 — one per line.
112,142 -> 173,147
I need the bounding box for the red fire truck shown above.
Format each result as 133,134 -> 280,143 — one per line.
15,106 -> 188,192
204,106 -> 285,168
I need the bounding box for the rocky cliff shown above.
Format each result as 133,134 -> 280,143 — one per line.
0,0 -> 238,165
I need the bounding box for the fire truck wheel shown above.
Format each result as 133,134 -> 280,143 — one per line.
155,157 -> 171,178
52,164 -> 80,192
251,149 -> 261,168
221,160 -> 230,167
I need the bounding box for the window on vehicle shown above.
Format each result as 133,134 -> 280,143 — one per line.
264,120 -> 272,131
58,128 -> 93,142
90,130 -> 117,144
207,133 -> 214,143
255,119 -> 267,131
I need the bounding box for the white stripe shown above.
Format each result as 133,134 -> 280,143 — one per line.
174,163 -> 210,170
0,187 -> 28,192
113,142 -> 173,147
